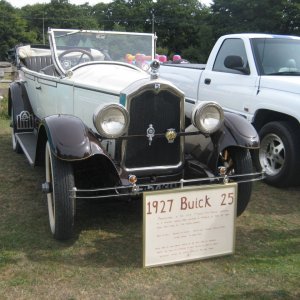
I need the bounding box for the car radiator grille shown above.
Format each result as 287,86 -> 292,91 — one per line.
124,90 -> 181,169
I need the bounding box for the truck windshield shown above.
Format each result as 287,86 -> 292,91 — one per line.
50,29 -> 155,72
251,37 -> 300,76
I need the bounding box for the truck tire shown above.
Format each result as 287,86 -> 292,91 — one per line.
220,147 -> 253,216
258,121 -> 300,187
11,107 -> 22,154
45,141 -> 75,240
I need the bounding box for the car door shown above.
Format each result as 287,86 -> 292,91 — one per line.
34,75 -> 74,119
199,38 -> 259,122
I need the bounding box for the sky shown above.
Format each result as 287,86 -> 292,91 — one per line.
7,0 -> 212,8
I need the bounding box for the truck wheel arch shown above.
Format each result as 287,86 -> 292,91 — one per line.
253,109 -> 300,132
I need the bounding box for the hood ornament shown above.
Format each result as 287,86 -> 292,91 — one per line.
146,124 -> 155,146
150,60 -> 160,80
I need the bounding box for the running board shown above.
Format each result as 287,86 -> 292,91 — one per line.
15,132 -> 37,166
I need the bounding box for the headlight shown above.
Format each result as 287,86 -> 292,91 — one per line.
191,101 -> 224,134
93,104 -> 129,138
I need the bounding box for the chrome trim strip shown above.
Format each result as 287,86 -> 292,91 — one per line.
123,162 -> 183,173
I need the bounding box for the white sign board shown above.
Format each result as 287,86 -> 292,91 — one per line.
143,183 -> 237,267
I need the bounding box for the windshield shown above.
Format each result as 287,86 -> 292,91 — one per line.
49,29 -> 155,73
251,37 -> 300,76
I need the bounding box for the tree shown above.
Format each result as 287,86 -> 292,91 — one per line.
20,0 -> 98,44
210,0 -> 300,38
0,0 -> 36,60
153,0 -> 212,61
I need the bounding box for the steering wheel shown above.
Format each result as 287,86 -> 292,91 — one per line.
58,49 -> 94,69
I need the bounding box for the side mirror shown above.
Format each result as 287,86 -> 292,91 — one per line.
224,55 -> 250,75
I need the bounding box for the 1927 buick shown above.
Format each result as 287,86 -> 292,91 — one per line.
9,29 -> 261,240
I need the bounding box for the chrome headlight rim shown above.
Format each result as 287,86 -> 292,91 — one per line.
93,103 -> 129,138
191,101 -> 224,134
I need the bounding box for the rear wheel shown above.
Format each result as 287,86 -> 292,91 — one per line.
220,148 -> 253,216
258,121 -> 300,187
45,141 -> 75,240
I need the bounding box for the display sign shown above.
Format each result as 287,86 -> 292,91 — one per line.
143,183 -> 237,267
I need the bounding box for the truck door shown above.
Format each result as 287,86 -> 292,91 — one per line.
199,38 -> 259,122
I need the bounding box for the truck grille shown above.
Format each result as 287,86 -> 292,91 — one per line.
124,89 -> 182,170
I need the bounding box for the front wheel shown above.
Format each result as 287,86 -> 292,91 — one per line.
258,121 -> 300,187
220,147 -> 253,216
45,142 -> 75,240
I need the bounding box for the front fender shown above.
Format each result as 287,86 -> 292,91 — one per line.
221,112 -> 259,150
36,114 -> 120,186
39,114 -> 118,166
41,114 -> 99,160
185,112 -> 259,172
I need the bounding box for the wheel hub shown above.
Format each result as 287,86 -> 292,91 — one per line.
259,133 -> 285,176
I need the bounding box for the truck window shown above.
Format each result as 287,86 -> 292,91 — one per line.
251,38 -> 300,75
213,38 -> 249,74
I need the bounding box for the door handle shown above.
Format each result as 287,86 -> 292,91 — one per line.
36,85 -> 41,90
204,78 -> 211,85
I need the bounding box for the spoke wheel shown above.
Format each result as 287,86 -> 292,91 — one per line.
45,142 -> 75,240
220,148 -> 253,216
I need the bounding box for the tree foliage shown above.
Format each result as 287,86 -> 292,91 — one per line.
0,0 -> 299,62
0,0 -> 36,60
211,0 -> 300,38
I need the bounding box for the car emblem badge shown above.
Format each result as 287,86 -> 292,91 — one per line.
165,129 -> 177,143
16,110 -> 34,130
146,124 -> 155,146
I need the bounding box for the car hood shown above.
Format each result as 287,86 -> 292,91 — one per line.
69,64 -> 149,94
260,76 -> 300,95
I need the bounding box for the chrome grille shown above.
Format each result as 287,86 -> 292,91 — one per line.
123,88 -> 182,171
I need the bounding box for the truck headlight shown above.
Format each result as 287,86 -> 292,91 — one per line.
93,104 -> 129,138
191,101 -> 224,134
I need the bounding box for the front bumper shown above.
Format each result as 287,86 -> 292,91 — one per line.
70,171 -> 264,200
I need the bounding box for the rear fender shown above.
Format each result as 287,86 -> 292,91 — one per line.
8,81 -> 34,132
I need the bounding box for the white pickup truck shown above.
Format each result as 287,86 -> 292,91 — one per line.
160,33 -> 300,188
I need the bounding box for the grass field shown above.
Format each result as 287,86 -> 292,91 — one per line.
0,103 -> 299,299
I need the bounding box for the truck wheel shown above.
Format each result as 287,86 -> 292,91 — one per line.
258,121 -> 300,187
11,107 -> 22,154
220,148 -> 253,216
45,141 -> 75,240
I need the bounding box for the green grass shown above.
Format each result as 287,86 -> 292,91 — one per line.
0,96 -> 9,120
0,114 -> 299,299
